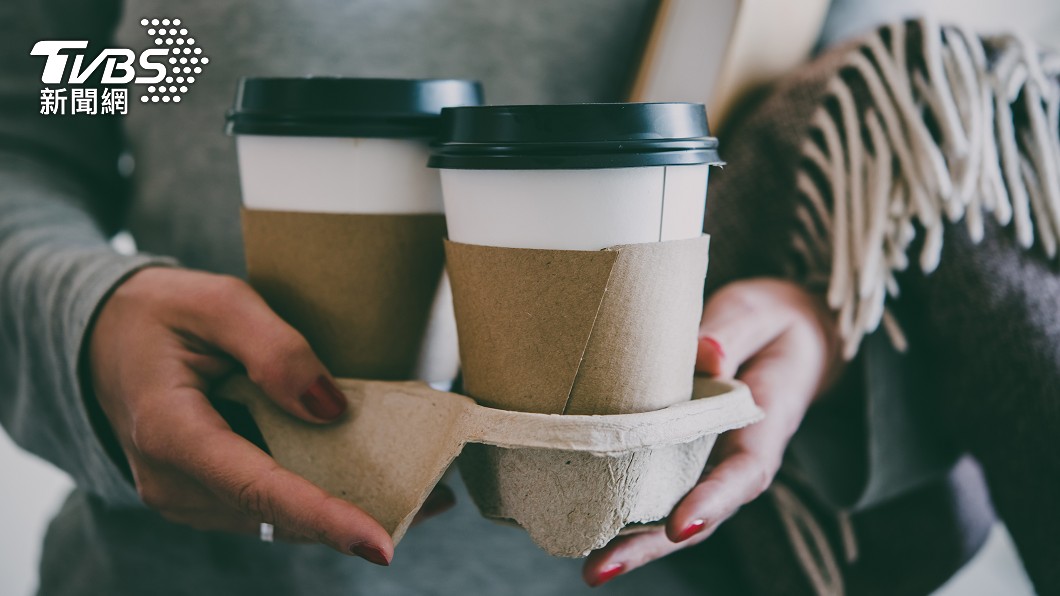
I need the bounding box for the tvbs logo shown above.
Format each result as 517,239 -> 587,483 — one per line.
32,18 -> 209,114
32,41 -> 169,85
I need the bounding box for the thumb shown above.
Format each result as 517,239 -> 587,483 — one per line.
185,276 -> 347,423
696,280 -> 792,378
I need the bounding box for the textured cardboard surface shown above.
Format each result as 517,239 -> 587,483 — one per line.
221,377 -> 467,544
218,375 -> 762,554
242,209 -> 448,380
445,235 -> 711,415
458,436 -> 717,556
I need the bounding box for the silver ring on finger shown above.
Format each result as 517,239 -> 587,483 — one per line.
259,522 -> 274,543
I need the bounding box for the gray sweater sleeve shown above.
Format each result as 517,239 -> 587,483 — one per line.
0,0 -> 174,506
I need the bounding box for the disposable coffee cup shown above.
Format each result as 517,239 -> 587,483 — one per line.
432,104 -> 724,542
429,103 -> 721,250
228,77 -> 483,383
431,103 -> 722,413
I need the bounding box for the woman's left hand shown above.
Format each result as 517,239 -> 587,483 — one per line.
582,278 -> 844,587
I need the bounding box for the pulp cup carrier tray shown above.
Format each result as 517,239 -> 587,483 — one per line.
219,375 -> 761,557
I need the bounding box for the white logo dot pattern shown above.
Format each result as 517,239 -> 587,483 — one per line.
139,17 -> 209,104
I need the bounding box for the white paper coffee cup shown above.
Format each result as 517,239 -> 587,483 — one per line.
430,103 -> 721,250
228,77 -> 483,384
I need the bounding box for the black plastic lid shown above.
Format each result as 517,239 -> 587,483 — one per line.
428,103 -> 721,170
226,77 -> 484,138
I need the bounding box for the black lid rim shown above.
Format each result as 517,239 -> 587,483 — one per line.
226,76 -> 484,138
431,137 -> 718,153
225,113 -> 443,138
239,76 -> 479,84
439,101 -> 707,111
429,102 -> 718,168
428,148 -> 723,170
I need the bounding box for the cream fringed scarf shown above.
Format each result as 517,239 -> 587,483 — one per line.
708,20 -> 1060,596
790,19 -> 1060,359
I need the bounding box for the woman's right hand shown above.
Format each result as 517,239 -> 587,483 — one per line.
583,278 -> 843,586
88,267 -> 414,565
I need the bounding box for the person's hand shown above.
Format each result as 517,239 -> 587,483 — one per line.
88,267 -> 453,565
582,278 -> 844,586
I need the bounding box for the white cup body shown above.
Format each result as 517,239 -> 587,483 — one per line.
236,135 -> 444,214
439,164 -> 709,250
235,133 -> 457,384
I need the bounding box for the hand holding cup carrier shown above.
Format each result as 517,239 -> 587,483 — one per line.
221,79 -> 762,562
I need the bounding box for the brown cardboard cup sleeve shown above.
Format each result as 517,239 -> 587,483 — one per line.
241,208 -> 448,380
216,375 -> 762,557
443,235 -> 712,415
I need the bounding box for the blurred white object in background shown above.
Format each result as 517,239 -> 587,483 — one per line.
935,525 -> 1036,595
0,426 -> 73,596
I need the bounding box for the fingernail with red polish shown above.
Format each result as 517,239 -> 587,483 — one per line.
677,519 -> 707,542
300,375 -> 347,420
350,543 -> 390,566
701,336 -> 725,358
590,563 -> 625,587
